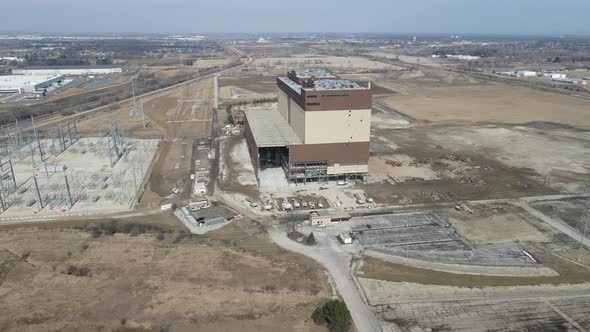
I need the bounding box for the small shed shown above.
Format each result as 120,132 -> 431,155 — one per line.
339,232 -> 352,244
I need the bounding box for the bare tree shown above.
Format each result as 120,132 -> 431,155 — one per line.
286,214 -> 301,236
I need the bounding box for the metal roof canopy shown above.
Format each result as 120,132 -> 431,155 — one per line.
245,109 -> 302,148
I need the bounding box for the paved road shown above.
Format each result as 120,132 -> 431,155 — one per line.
0,206 -> 165,226
268,227 -> 382,332
514,201 -> 590,247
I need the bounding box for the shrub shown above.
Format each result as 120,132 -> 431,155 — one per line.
306,232 -> 317,245
311,300 -> 352,332
83,222 -> 164,237
91,228 -> 102,238
173,231 -> 186,243
21,250 -> 31,260
64,265 -> 91,277
311,306 -> 325,323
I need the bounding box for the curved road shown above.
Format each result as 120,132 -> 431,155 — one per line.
268,227 -> 381,332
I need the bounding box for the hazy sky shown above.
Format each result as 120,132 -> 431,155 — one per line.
1,0 -> 589,35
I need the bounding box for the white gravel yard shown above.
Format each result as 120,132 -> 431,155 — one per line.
229,141 -> 257,186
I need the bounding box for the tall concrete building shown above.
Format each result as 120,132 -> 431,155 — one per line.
244,70 -> 371,183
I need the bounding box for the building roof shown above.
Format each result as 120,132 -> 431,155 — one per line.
0,74 -> 62,88
310,210 -> 351,219
245,109 -> 302,147
278,76 -> 302,94
293,69 -> 338,79
204,217 -> 227,226
20,65 -> 126,70
280,76 -> 366,94
305,79 -> 364,91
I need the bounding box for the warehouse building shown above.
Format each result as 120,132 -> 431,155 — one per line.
13,65 -> 126,76
245,69 -> 371,184
0,74 -> 63,94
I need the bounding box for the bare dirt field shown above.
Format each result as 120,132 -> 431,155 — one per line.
447,204 -> 550,244
427,125 -> 590,193
219,76 -> 277,96
219,86 -> 272,101
364,117 -> 590,205
150,66 -> 197,80
364,129 -> 556,205
142,77 -> 214,139
359,63 -> 590,128
253,55 -> 403,72
379,83 -> 590,127
195,58 -> 230,69
0,217 -> 330,331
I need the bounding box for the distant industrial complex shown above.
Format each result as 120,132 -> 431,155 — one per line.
0,65 -> 128,95
245,70 -> 371,183
13,65 -> 126,76
0,74 -> 62,94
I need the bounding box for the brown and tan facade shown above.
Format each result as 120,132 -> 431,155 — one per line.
245,70 -> 371,183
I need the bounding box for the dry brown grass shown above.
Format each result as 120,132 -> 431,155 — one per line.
0,218 -> 329,331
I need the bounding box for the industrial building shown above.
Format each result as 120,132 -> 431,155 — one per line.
543,72 -> 567,79
496,70 -> 538,78
309,210 -> 351,226
244,69 -> 371,184
13,65 -> 126,76
0,74 -> 63,94
517,70 -> 538,77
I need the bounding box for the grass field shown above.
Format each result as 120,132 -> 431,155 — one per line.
0,217 -> 329,331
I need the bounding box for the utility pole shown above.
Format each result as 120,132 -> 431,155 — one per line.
130,77 -> 138,129
131,78 -> 137,106
578,208 -> 590,262
31,115 -> 37,138
141,99 -> 146,128
64,175 -> 73,208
